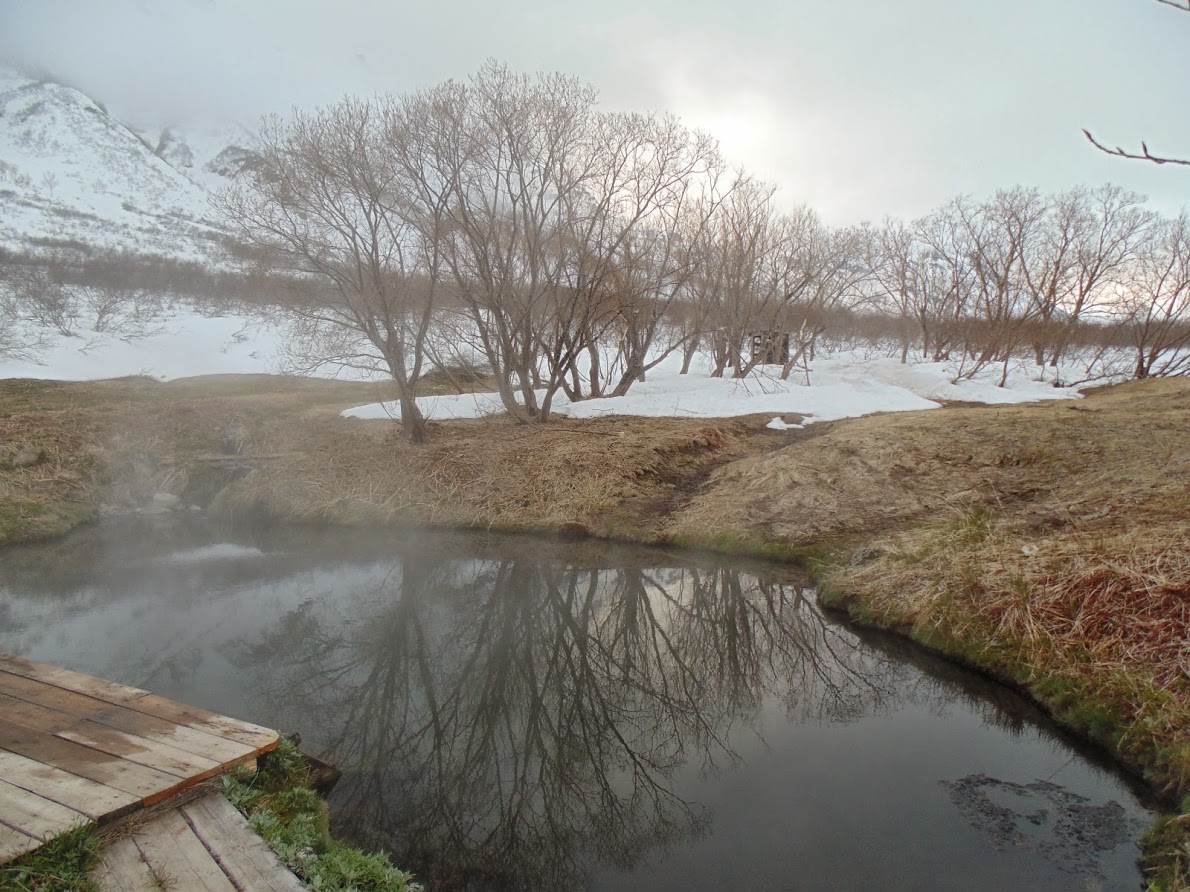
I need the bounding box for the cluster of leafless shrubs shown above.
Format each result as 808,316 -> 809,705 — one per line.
0,258 -> 174,361
0,245 -> 303,363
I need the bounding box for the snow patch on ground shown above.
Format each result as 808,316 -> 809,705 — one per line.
341,351 -> 1082,426
0,310 -> 287,381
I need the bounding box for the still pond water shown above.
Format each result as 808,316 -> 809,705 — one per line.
0,519 -> 1158,891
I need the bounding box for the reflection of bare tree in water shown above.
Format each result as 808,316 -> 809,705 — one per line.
667,570 -> 904,726
234,554 -> 906,891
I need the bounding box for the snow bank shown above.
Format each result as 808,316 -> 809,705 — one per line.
341,351 -> 1083,427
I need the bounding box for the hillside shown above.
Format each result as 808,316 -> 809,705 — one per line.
0,65 -> 246,265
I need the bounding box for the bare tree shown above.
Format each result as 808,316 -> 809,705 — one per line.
913,203 -> 984,369
1019,185 -> 1153,369
217,99 -> 440,442
868,218 -> 921,363
1123,213 -> 1190,377
389,64 -> 603,422
0,263 -> 170,362
777,218 -> 872,381
0,267 -> 55,362
581,124 -> 726,398
387,63 -> 726,421
690,178 -> 799,378
940,189 -> 1048,386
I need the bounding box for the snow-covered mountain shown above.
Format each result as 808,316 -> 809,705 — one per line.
0,65 -> 253,266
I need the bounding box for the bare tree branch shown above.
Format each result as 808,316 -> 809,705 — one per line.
1080,0 -> 1189,166
1082,130 -> 1190,167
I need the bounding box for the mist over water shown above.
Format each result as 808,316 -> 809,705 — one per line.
0,520 -> 1158,890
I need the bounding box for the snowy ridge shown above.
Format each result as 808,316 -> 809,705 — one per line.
0,65 -> 238,264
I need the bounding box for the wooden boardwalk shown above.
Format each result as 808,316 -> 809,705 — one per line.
0,654 -> 279,865
96,791 -> 304,892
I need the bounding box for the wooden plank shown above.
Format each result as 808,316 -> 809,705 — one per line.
0,672 -> 256,765
55,729 -> 225,792
0,692 -> 221,780
0,720 -> 180,800
182,794 -> 305,892
0,749 -> 139,820
95,835 -> 158,892
0,657 -> 279,752
132,808 -> 237,892
0,656 -> 152,704
125,693 -> 280,752
0,821 -> 41,865
0,778 -> 90,841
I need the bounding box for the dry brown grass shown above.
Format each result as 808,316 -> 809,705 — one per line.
0,374 -> 405,543
825,514 -> 1190,889
668,376 -> 1190,548
220,413 -> 764,538
0,373 -> 779,544
785,378 -> 1190,890
828,516 -> 1189,777
0,385 -> 108,541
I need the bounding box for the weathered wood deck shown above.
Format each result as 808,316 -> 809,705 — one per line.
96,791 -> 304,892
0,654 -> 279,865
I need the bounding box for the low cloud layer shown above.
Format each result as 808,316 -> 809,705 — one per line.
3,0 -> 1188,223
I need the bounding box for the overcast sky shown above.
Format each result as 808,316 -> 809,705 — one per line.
2,0 -> 1188,224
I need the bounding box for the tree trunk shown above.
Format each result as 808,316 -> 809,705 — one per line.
400,395 -> 427,444
587,342 -> 602,397
680,334 -> 700,374
610,361 -> 644,397
494,374 -> 532,422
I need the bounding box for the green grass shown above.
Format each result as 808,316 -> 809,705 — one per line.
221,740 -> 422,892
0,499 -> 94,544
1141,807 -> 1190,891
0,826 -> 100,892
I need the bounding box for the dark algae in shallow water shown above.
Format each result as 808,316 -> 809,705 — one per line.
942,773 -> 1140,880
0,521 -> 1161,891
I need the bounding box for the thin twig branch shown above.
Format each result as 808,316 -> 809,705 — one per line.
1082,130 -> 1190,167
1079,0 -> 1189,167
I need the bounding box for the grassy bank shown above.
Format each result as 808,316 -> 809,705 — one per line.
222,740 -> 421,892
0,374 -> 784,545
819,512 -> 1188,888
666,377 -> 1190,887
2,372 -> 1187,885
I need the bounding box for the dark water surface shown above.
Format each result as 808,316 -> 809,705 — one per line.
0,519 -> 1158,891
